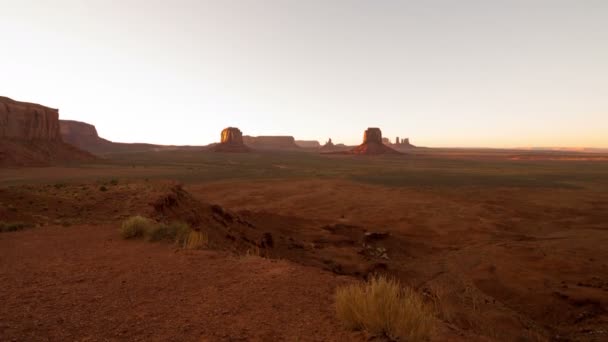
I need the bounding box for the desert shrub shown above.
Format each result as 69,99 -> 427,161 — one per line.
145,223 -> 172,242
120,217 -> 207,249
99,185 -> 108,192
146,221 -> 190,243
120,216 -> 155,239
336,275 -> 433,341
109,178 -> 119,186
182,230 -> 208,249
0,221 -> 32,233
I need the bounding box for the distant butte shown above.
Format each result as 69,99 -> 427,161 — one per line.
348,128 -> 401,155
211,127 -> 251,152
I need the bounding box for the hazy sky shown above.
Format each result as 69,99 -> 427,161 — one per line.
1,0 -> 607,147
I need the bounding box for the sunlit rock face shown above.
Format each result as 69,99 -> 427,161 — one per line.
221,127 -> 244,145
213,127 -> 250,152
0,96 -> 61,140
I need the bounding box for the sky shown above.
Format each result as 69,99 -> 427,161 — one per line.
1,0 -> 607,148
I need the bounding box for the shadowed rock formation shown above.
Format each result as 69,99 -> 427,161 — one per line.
295,140 -> 321,148
319,138 -> 350,153
349,128 -> 401,155
212,127 -> 250,152
243,135 -> 300,150
60,120 -> 114,153
60,120 -> 204,155
385,136 -> 416,151
0,96 -> 94,166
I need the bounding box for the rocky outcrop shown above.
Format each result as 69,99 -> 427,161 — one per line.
349,128 -> 401,155
60,120 -> 99,140
0,96 -> 61,140
0,96 -> 94,166
60,120 -> 203,155
212,127 -> 250,152
243,135 -> 300,150
319,138 -> 350,153
295,140 -> 321,148
386,136 -> 416,150
60,120 -> 113,153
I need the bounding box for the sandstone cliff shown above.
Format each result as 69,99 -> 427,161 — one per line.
60,120 -> 113,153
0,96 -> 61,140
0,96 -> 94,166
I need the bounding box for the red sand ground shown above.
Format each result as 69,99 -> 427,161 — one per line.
1,157 -> 607,340
0,224 -> 362,341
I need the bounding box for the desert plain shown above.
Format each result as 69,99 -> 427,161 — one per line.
1,148 -> 608,341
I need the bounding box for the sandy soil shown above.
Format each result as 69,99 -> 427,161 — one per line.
0,223 -> 362,341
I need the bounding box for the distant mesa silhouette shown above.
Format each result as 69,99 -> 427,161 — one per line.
349,128 -> 401,155
243,135 -> 301,150
212,127 -> 250,152
388,136 -> 415,148
295,140 -> 321,148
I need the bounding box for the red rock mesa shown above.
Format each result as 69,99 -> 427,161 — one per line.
349,127 -> 401,155
0,96 -> 94,166
212,127 -> 250,152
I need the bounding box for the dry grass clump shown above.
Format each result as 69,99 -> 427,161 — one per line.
336,275 -> 433,341
146,221 -> 190,243
120,215 -> 155,239
182,230 -> 209,249
120,216 -> 207,249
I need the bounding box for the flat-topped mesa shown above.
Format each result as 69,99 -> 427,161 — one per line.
213,127 -> 250,152
295,140 -> 321,148
0,96 -> 94,166
60,120 -> 100,142
243,135 -> 300,150
350,127 -> 401,155
0,96 -> 61,140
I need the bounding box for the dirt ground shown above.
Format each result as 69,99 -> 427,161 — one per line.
1,151 -> 608,341
0,224 -> 365,341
